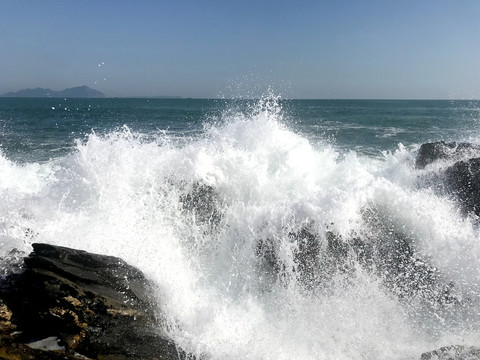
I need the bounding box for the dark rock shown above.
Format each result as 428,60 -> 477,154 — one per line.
420,345 -> 480,360
416,141 -> 480,169
416,141 -> 455,169
444,158 -> 480,217
255,224 -> 323,283
360,207 -> 460,306
253,209 -> 460,308
416,142 -> 480,217
256,237 -> 283,275
180,182 -> 223,228
274,209 -> 461,307
256,225 -> 357,289
294,227 -> 322,285
0,243 -> 183,359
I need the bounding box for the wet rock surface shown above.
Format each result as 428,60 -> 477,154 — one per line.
180,181 -> 223,229
415,141 -> 480,169
416,141 -> 480,217
444,158 -> 480,217
420,345 -> 480,360
0,243 -> 182,359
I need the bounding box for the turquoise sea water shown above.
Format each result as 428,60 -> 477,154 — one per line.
1,98 -> 479,161
1,97 -> 480,359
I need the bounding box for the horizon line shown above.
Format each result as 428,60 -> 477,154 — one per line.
2,96 -> 479,101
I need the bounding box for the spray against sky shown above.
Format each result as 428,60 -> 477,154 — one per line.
1,0 -> 479,99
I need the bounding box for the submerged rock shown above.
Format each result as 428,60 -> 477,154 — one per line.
359,207 -> 461,307
255,224 -> 329,288
257,210 -> 461,309
180,182 -> 223,228
420,345 -> 480,360
0,243 -> 182,359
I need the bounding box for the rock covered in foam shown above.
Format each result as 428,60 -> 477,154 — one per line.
180,181 -> 223,228
257,213 -> 460,309
415,141 -> 480,169
0,243 -> 182,359
416,141 -> 480,217
444,158 -> 480,217
420,345 -> 480,360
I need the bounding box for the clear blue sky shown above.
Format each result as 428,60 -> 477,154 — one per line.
1,1 -> 479,99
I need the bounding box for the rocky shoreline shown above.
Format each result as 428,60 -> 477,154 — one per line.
1,141 -> 480,359
0,243 -> 182,359
1,243 -> 479,359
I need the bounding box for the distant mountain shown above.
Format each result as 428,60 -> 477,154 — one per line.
1,86 -> 105,98
55,86 -> 105,98
1,87 -> 53,97
126,95 -> 183,99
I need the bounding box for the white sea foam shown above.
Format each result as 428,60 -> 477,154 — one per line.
1,96 -> 479,359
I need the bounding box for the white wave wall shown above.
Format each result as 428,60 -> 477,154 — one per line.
1,97 -> 479,359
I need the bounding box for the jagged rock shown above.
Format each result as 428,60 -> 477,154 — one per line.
444,158 -> 480,217
0,243 -> 183,359
416,141 -> 454,169
416,141 -> 480,169
420,345 -> 480,360
416,142 -> 480,217
180,182 -> 223,228
256,225 -> 358,289
357,206 -> 462,308
294,227 -> 322,285
255,224 -> 325,287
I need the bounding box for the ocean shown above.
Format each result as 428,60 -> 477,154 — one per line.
1,96 -> 480,359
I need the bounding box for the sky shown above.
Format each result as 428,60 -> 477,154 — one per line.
1,1 -> 479,99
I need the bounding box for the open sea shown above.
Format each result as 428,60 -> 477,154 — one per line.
1,96 -> 480,359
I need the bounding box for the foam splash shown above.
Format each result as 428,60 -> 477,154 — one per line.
1,95 -> 480,359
